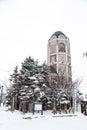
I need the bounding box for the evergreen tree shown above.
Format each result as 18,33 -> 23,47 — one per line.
21,56 -> 37,76
6,57 -> 50,112
8,66 -> 21,110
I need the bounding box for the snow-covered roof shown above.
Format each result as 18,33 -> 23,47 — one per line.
49,31 -> 68,40
79,94 -> 87,102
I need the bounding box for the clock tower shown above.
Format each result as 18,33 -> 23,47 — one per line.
47,31 -> 72,83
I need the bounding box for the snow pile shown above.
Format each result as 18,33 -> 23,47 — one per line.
0,106 -> 87,130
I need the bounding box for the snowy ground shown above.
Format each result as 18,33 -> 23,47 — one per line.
0,106 -> 87,130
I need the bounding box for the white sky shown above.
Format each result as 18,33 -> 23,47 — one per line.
0,0 -> 87,83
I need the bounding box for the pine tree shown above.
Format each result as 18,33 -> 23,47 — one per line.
6,56 -> 50,112
9,66 -> 21,110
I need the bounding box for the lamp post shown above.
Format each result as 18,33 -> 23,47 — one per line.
83,51 -> 87,58
0,86 -> 3,107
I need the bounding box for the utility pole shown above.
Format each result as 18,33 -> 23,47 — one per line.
72,85 -> 77,113
12,95 -> 14,112
83,51 -> 87,58
0,86 -> 3,107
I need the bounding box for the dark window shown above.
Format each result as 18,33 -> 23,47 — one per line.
59,43 -> 65,52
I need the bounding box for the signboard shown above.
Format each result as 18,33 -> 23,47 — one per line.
33,103 -> 43,115
85,94 -> 87,99
34,103 -> 42,111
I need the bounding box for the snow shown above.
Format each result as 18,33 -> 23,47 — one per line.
0,106 -> 87,130
79,94 -> 87,102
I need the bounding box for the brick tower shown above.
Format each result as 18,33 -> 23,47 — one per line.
47,31 -> 72,83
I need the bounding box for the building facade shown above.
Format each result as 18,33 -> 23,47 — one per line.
47,31 -> 72,83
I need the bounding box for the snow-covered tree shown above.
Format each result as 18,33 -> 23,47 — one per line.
7,56 -> 77,113
47,66 -> 72,113
21,56 -> 38,77
6,57 -> 50,112
6,66 -> 21,110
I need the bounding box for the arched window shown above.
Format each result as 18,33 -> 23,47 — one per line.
59,43 -> 65,52
58,34 -> 66,39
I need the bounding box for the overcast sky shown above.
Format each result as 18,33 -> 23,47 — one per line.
0,0 -> 87,83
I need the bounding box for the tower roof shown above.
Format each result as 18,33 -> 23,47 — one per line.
49,31 -> 67,40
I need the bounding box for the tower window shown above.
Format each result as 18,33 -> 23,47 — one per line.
59,43 -> 65,52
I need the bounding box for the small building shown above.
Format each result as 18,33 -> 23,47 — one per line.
79,94 -> 87,115
79,78 -> 87,115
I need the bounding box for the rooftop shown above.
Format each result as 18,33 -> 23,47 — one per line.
49,31 -> 68,40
